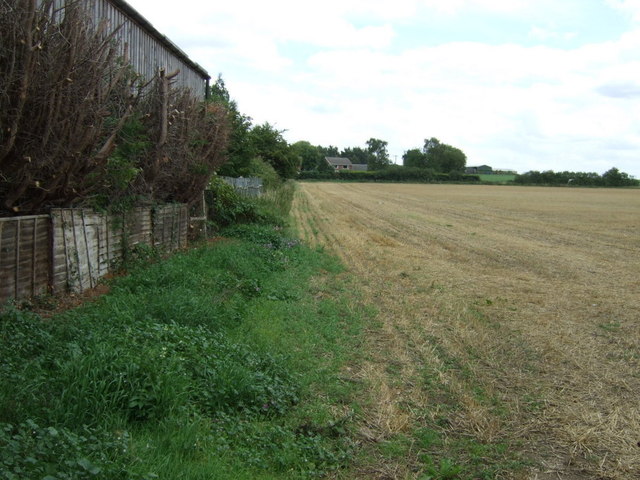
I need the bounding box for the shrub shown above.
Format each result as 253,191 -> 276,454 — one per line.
0,0 -> 137,214
134,91 -> 230,206
246,157 -> 281,190
205,177 -> 260,228
0,2 -> 230,215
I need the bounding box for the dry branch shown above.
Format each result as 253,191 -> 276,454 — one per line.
134,81 -> 230,206
1,0 -> 229,214
0,0 -> 138,214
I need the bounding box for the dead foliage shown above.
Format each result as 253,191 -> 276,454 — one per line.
0,0 -> 137,214
133,73 -> 230,206
0,0 -> 230,215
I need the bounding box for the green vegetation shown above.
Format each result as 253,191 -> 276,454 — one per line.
0,185 -> 366,479
514,168 -> 638,187
478,174 -> 517,183
403,137 -> 467,174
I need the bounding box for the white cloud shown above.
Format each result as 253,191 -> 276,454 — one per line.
606,0 -> 640,21
529,26 -> 577,42
124,0 -> 640,177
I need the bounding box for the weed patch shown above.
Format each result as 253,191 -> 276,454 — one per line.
0,187 -> 366,479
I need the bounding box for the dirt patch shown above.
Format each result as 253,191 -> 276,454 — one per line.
292,183 -> 640,479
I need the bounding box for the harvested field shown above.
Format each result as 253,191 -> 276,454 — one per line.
291,183 -> 640,479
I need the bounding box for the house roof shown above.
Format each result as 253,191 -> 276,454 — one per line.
325,157 -> 352,167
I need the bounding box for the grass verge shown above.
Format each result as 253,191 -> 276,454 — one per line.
0,183 -> 366,479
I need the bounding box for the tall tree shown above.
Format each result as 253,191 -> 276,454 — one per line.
208,75 -> 255,177
602,167 -> 637,186
341,146 -> 372,165
366,138 -> 391,170
249,123 -> 299,179
291,141 -> 324,171
317,145 -> 340,157
402,148 -> 427,168
423,137 -> 441,154
422,137 -> 466,173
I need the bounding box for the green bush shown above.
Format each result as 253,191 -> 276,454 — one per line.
222,224 -> 300,250
246,157 -> 281,190
205,177 -> 261,227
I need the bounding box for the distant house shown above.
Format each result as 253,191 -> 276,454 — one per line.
466,165 -> 493,175
351,164 -> 368,171
326,157 -> 353,170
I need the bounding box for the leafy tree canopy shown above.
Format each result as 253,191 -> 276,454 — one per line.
422,137 -> 466,173
366,138 -> 392,170
249,122 -> 299,179
291,141 -> 324,171
402,148 -> 427,169
341,146 -> 372,165
317,145 -> 340,158
602,167 -> 637,186
208,75 -> 255,177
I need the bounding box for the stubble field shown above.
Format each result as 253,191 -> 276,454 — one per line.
291,182 -> 640,479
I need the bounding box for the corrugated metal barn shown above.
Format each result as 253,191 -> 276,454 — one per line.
43,0 -> 210,97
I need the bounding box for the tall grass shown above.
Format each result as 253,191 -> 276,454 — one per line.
0,183 -> 365,479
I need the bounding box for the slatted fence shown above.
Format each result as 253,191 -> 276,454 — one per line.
221,177 -> 264,197
1,205 -> 188,303
0,216 -> 50,301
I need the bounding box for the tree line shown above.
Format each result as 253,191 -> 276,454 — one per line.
215,73 -> 637,188
213,73 -> 470,180
514,168 -> 638,187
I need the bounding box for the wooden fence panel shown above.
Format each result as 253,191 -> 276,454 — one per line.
0,216 -> 50,302
153,204 -> 188,252
3,206 -> 187,302
51,209 -> 111,293
124,208 -> 153,250
97,214 -> 124,279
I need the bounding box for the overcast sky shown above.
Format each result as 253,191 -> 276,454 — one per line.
125,0 -> 640,176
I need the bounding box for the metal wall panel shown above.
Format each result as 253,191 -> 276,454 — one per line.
38,0 -> 209,97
